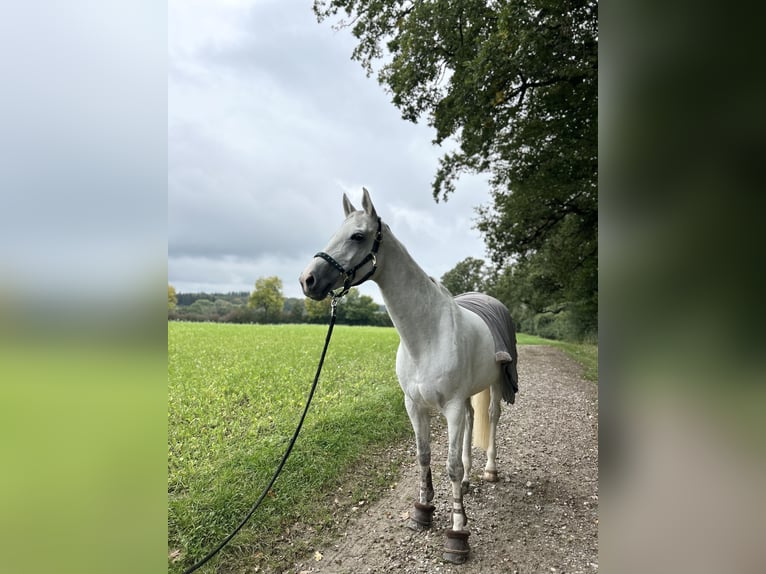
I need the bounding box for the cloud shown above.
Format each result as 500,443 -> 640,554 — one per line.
168,0 -> 493,301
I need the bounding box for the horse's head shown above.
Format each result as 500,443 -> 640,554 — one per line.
299,188 -> 383,301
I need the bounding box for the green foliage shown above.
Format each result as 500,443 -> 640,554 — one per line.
315,0 -> 598,340
438,255 -> 595,341
213,298 -> 233,316
283,297 -> 306,323
175,291 -> 250,307
440,256 -> 489,295
219,305 -> 260,324
489,249 -> 596,341
533,310 -> 577,341
304,296 -> 332,323
171,291 -> 255,323
336,288 -> 389,325
187,298 -> 215,315
168,284 -> 177,311
168,322 -> 409,572
483,210 -> 597,340
248,276 -> 286,322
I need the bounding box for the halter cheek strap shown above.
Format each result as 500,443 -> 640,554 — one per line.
314,217 -> 383,299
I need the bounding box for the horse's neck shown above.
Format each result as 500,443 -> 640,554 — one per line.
374,231 -> 456,358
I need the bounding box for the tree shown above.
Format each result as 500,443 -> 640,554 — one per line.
168,284 -> 177,311
283,298 -> 306,323
248,276 -> 286,323
304,296 -> 332,322
441,257 -> 489,296
214,299 -> 234,317
168,283 -> 178,316
337,288 -> 380,324
188,299 -> 215,320
314,0 -> 597,339
221,306 -> 260,324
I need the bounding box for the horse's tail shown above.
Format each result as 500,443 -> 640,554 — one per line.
471,388 -> 491,451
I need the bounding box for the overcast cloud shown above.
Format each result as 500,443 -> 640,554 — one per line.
169,0 -> 493,302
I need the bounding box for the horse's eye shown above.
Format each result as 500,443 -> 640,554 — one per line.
350,233 -> 365,242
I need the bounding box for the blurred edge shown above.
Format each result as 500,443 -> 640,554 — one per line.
0,2 -> 166,573
601,1 -> 766,573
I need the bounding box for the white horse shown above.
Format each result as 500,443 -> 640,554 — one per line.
299,188 -> 517,563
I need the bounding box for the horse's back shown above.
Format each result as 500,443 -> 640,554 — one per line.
454,303 -> 504,397
454,292 -> 518,403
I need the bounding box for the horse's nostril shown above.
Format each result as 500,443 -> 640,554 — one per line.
299,272 -> 316,296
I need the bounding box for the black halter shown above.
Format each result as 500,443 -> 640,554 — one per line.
314,217 -> 383,299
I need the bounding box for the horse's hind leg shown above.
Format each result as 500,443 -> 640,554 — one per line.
483,385 -> 502,482
404,396 -> 434,530
461,397 -> 473,495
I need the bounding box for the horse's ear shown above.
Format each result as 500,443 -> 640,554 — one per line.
342,193 -> 356,217
361,187 -> 377,218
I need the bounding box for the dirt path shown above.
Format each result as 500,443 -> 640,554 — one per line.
292,346 -> 598,574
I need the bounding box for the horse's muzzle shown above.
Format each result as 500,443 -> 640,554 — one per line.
299,270 -> 319,299
299,266 -> 333,301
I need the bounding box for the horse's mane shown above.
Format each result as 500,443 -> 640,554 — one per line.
428,276 -> 454,298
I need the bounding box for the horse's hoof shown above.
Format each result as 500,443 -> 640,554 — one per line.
408,502 -> 435,531
443,529 -> 470,564
483,469 -> 499,482
461,480 -> 470,495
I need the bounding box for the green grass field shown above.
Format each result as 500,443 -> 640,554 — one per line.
168,322 -> 410,572
168,322 -> 598,572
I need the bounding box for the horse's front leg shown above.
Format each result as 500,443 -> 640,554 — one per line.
404,396 -> 434,530
443,402 -> 471,564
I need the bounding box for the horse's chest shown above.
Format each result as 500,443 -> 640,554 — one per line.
396,348 -> 463,407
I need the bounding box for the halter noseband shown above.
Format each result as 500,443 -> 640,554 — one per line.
314,217 -> 383,299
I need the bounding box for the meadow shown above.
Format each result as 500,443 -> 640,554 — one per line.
168,322 -> 410,572
168,322 -> 597,573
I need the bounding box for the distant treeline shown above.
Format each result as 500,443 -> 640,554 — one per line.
169,290 -> 393,327
174,291 -> 250,307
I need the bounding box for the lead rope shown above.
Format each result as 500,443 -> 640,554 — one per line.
182,296 -> 342,574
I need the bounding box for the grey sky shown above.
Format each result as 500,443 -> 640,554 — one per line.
168,0 -> 493,302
